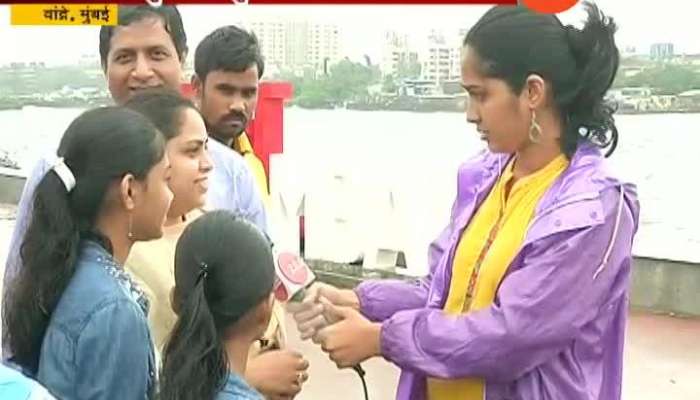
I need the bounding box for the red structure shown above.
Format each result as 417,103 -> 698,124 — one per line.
180,81 -> 294,182
245,81 -> 294,181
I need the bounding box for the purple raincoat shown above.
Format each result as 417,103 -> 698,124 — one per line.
356,144 -> 640,400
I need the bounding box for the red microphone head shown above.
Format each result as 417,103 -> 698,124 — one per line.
277,252 -> 310,284
274,252 -> 315,302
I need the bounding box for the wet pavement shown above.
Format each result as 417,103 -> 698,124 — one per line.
287,309 -> 700,400
0,206 -> 698,399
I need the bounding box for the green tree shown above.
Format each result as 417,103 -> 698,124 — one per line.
396,58 -> 421,79
281,59 -> 382,108
613,64 -> 700,95
382,75 -> 398,93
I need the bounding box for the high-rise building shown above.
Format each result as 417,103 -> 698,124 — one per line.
246,18 -> 340,74
650,43 -> 674,60
380,31 -> 421,79
420,30 -> 461,86
308,22 -> 340,73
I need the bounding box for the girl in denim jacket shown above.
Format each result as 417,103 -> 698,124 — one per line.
3,107 -> 173,399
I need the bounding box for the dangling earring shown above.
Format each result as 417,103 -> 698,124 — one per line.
529,110 -> 543,144
127,213 -> 134,240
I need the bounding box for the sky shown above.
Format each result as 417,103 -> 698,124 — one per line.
1,1 -> 699,67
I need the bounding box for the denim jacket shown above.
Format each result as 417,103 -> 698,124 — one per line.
37,240 -> 155,400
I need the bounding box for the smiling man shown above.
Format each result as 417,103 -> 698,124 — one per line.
99,7 -> 187,105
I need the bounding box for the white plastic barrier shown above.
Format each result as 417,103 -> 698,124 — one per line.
268,154 -> 306,255
268,154 -> 458,276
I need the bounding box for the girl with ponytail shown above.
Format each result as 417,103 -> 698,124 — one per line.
160,210 -> 277,400
288,3 -> 640,400
3,107 -> 173,399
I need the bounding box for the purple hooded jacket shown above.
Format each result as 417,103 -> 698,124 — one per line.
356,144 -> 640,400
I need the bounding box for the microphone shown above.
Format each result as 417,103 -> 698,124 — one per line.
274,252 -> 369,400
273,251 -> 316,303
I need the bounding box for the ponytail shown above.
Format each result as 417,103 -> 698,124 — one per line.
3,171 -> 80,373
160,273 -> 228,400
162,210 -> 277,399
562,1 -> 620,157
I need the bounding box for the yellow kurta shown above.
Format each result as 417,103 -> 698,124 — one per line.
427,154 -> 569,399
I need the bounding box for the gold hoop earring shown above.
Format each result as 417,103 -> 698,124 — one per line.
529,110 -> 543,144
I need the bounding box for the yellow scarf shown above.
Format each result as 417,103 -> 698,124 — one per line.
426,154 -> 569,399
233,133 -> 271,207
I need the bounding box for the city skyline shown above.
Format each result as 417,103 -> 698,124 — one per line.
1,2 -> 699,67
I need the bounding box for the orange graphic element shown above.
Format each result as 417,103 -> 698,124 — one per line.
523,0 -> 578,14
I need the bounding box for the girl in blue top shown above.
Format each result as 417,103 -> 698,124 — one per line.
160,210 -> 277,400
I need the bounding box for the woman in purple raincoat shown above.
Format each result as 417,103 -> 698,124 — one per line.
290,3 -> 639,400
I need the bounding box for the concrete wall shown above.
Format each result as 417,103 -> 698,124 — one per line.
631,257 -> 700,316
309,258 -> 700,317
0,168 -> 25,205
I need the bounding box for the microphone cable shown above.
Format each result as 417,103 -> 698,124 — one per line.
353,364 -> 369,400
